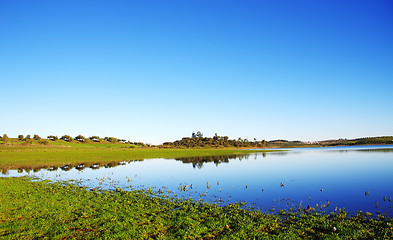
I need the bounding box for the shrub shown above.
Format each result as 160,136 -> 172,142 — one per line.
60,135 -> 73,142
38,139 -> 49,145
47,135 -> 58,141
74,135 -> 86,142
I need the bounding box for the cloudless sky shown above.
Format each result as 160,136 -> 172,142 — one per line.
1,0 -> 392,144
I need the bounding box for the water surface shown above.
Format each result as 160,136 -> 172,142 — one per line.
3,145 -> 393,216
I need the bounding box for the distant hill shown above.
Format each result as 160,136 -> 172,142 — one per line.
318,136 -> 393,146
267,136 -> 393,148
160,134 -> 393,149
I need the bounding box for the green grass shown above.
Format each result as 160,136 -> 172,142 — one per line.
0,140 -> 280,170
1,177 -> 392,239
0,138 -> 141,148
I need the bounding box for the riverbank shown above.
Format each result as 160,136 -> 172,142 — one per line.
0,144 -> 280,170
1,177 -> 391,239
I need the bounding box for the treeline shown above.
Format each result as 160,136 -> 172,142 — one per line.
353,136 -> 393,145
0,134 -> 49,145
269,136 -> 393,148
0,134 -> 149,147
160,133 -> 393,149
160,132 -> 267,148
54,134 -> 148,146
318,136 -> 393,147
2,132 -> 392,149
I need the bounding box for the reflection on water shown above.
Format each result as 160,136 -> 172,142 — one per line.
0,160 -> 144,175
0,153 -> 267,174
357,148 -> 393,152
2,145 -> 393,217
175,153 -> 266,168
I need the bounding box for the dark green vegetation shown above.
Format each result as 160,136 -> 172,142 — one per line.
161,133 -> 393,149
1,177 -> 392,239
333,136 -> 393,146
162,133 -> 268,148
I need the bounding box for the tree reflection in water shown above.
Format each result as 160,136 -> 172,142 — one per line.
0,152 -> 273,174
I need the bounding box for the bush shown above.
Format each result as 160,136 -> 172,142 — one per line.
60,135 -> 73,142
2,134 -> 9,145
38,140 -> 49,145
47,135 -> 58,141
89,136 -> 100,142
74,135 -> 86,142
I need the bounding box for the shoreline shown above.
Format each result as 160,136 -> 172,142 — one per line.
1,177 -> 392,239
0,146 -> 279,170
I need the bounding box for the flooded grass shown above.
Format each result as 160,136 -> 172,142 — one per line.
1,177 -> 392,239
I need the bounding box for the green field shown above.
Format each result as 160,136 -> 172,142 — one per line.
1,177 -> 392,239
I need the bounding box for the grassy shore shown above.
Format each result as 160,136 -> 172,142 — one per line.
1,177 -> 392,239
0,140 -> 279,170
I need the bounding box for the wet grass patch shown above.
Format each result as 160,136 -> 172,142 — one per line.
1,177 -> 392,239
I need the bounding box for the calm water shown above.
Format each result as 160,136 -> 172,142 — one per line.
3,145 -> 393,216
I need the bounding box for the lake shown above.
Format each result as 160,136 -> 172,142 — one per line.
2,145 -> 393,216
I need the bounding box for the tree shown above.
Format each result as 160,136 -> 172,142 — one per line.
2,134 -> 9,145
33,134 -> 41,140
196,131 -> 203,138
104,137 -> 118,143
25,135 -> 31,140
47,135 -> 58,141
60,135 -> 73,142
18,135 -> 24,140
213,133 -> 218,140
89,136 -> 100,142
74,135 -> 86,142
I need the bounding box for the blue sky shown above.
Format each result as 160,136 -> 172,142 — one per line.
1,0 -> 392,144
